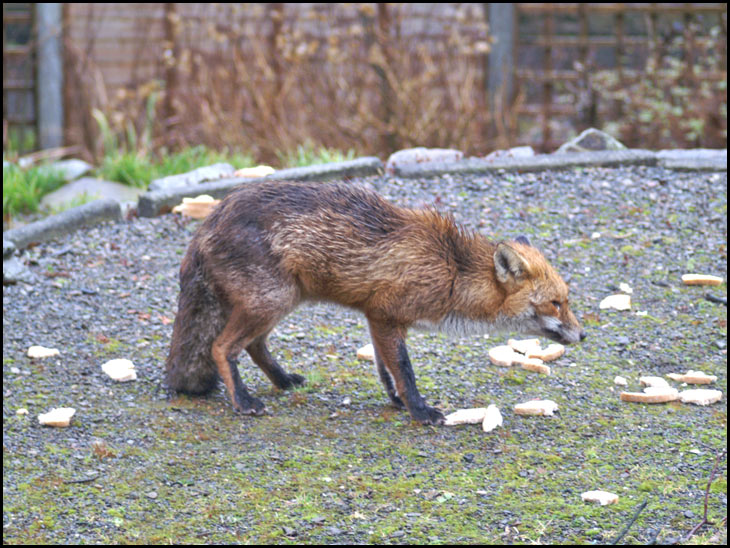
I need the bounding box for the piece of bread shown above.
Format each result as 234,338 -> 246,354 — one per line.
620,387 -> 679,403
681,274 -> 723,286
526,343 -> 565,362
667,371 -> 717,385
639,376 -> 670,388
482,404 -> 503,432
581,490 -> 619,505
599,294 -> 631,311
508,338 -> 541,355
489,345 -> 519,367
514,400 -> 559,416
38,407 -> 76,427
518,357 -> 551,375
356,343 -> 375,361
679,389 -> 722,406
444,407 -> 488,426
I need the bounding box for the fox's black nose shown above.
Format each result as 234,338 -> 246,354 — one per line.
580,331 -> 587,341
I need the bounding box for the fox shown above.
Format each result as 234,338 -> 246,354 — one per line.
165,180 -> 585,425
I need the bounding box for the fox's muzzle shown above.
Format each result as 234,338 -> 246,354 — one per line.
538,316 -> 585,344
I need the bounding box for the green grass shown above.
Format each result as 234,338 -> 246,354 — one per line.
276,140 -> 357,168
3,142 -> 357,221
2,163 -> 66,218
96,146 -> 256,188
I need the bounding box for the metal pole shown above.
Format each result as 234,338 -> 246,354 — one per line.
36,3 -> 64,149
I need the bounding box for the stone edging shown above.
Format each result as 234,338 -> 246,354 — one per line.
392,149 -> 727,178
3,199 -> 122,250
2,150 -> 726,257
138,156 -> 384,217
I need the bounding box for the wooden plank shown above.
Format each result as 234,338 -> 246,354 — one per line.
518,3 -> 726,14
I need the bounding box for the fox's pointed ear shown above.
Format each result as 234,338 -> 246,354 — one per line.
515,235 -> 531,247
494,243 -> 532,283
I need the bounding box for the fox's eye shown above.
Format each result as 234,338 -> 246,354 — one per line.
552,301 -> 561,310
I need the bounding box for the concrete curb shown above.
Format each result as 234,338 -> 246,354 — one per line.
393,149 -> 726,178
138,156 -> 384,217
392,150 -> 657,177
657,156 -> 727,171
3,198 -> 122,250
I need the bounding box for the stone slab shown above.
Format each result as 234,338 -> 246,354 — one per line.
393,150 -> 659,178
138,156 -> 384,217
40,177 -> 146,210
3,199 -> 122,250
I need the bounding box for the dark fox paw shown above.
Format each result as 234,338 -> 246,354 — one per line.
410,404 -> 446,426
233,395 -> 267,416
286,373 -> 306,387
277,373 -> 306,390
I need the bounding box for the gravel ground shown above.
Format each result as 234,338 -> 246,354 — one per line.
3,165 -> 727,544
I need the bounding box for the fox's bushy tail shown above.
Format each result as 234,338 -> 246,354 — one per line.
165,244 -> 226,395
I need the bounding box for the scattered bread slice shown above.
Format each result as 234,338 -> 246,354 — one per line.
681,274 -> 724,286
101,359 -> 137,382
508,338 -> 541,355
639,376 -> 670,389
38,407 -> 76,427
356,343 -> 375,361
526,343 -> 565,362
599,294 -> 631,311
488,345 -> 519,367
517,357 -> 551,375
482,404 -> 503,432
27,345 -> 60,359
581,490 -> 619,505
514,400 -> 559,416
620,387 -> 679,403
172,195 -> 221,219
667,371 -> 717,385
233,165 -> 275,178
444,407 -> 487,426
679,389 -> 722,406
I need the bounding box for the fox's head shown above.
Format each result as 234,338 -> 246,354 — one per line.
493,236 -> 585,344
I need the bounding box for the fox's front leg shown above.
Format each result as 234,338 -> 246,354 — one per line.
367,319 -> 445,426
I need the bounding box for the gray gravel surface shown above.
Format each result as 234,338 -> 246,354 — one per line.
3,166 -> 727,544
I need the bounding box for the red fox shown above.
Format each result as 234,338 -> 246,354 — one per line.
165,181 -> 585,425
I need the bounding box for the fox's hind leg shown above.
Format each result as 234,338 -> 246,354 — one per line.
211,306 -> 271,415
246,334 -> 305,390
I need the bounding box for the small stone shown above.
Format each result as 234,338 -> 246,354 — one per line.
556,128 -> 626,153
385,147 -> 463,174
